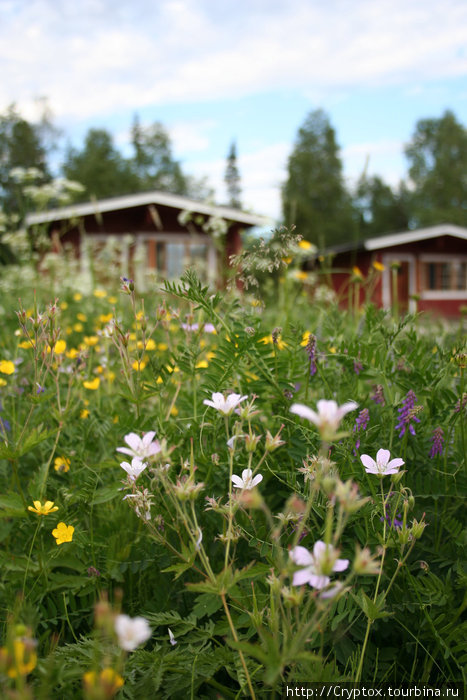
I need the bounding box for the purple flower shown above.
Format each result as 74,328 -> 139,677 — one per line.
353,355 -> 363,375
395,390 -> 421,438
455,393 -> 467,413
353,408 -> 369,451
305,333 -> 317,376
429,427 -> 444,458
370,384 -> 385,406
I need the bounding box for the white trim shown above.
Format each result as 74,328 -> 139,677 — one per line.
419,253 -> 467,262
365,224 -> 467,251
420,291 -> 467,300
25,190 -> 271,228
381,253 -> 417,312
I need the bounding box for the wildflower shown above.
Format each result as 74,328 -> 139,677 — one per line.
0,638 -> 37,678
352,266 -> 364,280
203,391 -> 248,416
353,354 -> 363,375
132,360 -> 147,371
168,628 -> 177,645
361,448 -> 404,477
80,409 -> 90,419
353,408 -> 369,451
83,668 -> 124,696
120,458 -> 147,481
429,427 -> 445,458
120,277 -> 134,294
290,541 -> 349,589
52,522 -> 74,545
53,339 -> 67,354
93,289 -> 107,298
370,384 -> 385,406
114,614 -> 151,651
265,426 -> 286,452
28,500 -> 59,515
372,260 -> 385,272
290,399 -> 358,440
305,333 -> 317,376
353,545 -> 381,575
117,431 -> 161,460
0,360 -> 15,375
83,377 -> 100,390
87,566 -> 101,577
54,456 -> 70,473
396,390 -> 421,438
455,393 -> 467,413
298,239 -> 313,250
231,468 -> 263,490
83,335 -> 99,347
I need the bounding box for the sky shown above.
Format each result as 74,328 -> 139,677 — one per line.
1,0 -> 466,221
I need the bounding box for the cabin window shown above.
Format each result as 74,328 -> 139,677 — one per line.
146,240 -> 209,278
424,261 -> 467,291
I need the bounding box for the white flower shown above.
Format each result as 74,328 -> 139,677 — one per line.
117,431 -> 161,460
168,628 -> 177,646
120,458 -> 147,481
290,399 -> 358,439
114,614 -> 152,651
360,448 -> 404,477
231,468 -> 263,490
290,541 -> 349,589
203,392 -> 248,416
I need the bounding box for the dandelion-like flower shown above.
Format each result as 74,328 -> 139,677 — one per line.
114,614 -> 151,651
290,399 -> 358,440
360,448 -> 404,477
290,541 -> 349,589
203,392 -> 248,416
52,522 -> 74,545
120,458 -> 147,481
54,456 -> 70,473
117,431 -> 161,460
28,500 -> 59,516
231,468 -> 263,490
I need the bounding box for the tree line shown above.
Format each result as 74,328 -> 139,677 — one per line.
0,104 -> 465,246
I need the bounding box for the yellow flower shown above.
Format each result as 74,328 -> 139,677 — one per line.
83,668 -> 124,696
73,292 -> 82,301
54,456 -> 70,473
113,415 -> 119,423
77,312 -> 87,322
298,240 -> 312,250
83,336 -> 98,347
352,266 -> 364,280
329,346 -> 337,354
156,376 -> 163,384
98,313 -> 113,324
108,295 -> 118,304
83,377 -> 100,390
170,405 -> 178,416
28,500 -> 59,516
0,360 -> 15,375
137,338 -> 156,351
73,322 -> 84,332
93,289 -> 107,298
157,342 -> 168,351
195,360 -> 209,369
52,522 -> 74,545
106,371 -> 116,382
282,256 -> 292,264
66,348 -> 79,359
294,270 -> 308,281
80,409 -> 90,419
300,331 -> 312,346
0,378 -> 6,387
372,260 -> 385,272
53,339 -> 67,354
0,639 -> 37,678
60,301 -> 68,310
132,360 -> 147,371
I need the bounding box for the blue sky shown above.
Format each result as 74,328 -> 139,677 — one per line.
1,0 -> 466,220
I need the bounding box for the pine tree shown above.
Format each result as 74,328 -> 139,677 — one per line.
224,141 -> 242,209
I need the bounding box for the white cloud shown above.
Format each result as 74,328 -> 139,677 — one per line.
1,0 -> 466,120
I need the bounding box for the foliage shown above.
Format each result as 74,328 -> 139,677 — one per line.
354,175 -> 410,238
405,110 -> 467,228
0,255 -> 465,697
224,141 -> 242,209
282,109 -> 357,247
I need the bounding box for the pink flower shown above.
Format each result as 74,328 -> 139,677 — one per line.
360,448 -> 404,477
117,432 -> 161,460
231,468 -> 263,490
203,392 -> 248,416
290,399 -> 358,439
290,541 -> 349,589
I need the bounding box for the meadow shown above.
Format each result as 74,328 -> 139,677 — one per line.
0,239 -> 465,699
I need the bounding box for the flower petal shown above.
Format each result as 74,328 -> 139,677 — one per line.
290,546 -> 314,566
124,433 -> 142,451
376,449 -> 390,466
292,568 -> 313,586
386,458 -> 404,471
231,474 -> 244,488
360,454 -> 376,471
290,403 -> 319,425
251,474 -> 263,487
333,558 -> 349,572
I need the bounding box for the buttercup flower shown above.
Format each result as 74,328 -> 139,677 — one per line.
290,541 -> 349,589
120,458 -> 147,481
83,377 -> 100,390
0,638 -> 37,678
114,614 -> 151,651
54,456 -> 70,473
83,668 -> 124,695
0,360 -> 15,375
360,448 -> 404,477
203,391 -> 248,416
117,431 -> 161,460
231,468 -> 263,490
52,522 -> 74,545
28,500 -> 59,515
290,399 -> 358,440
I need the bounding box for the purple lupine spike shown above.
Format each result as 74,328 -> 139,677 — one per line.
353,408 -> 369,451
396,390 -> 421,438
305,333 -> 317,376
429,427 -> 444,458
